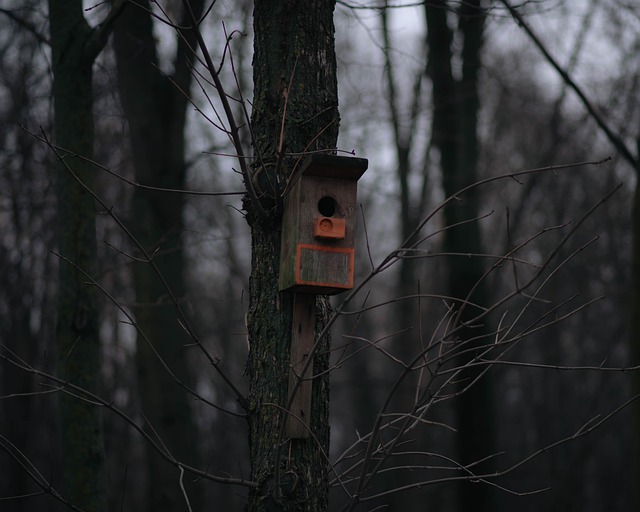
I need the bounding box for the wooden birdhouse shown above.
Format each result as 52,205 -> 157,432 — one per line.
279,154 -> 368,295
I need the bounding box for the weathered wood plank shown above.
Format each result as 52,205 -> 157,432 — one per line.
287,293 -> 316,438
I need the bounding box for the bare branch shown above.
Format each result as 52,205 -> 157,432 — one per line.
0,436 -> 84,510
180,0 -> 267,219
0,7 -> 49,45
38,127 -> 249,409
84,0 -> 127,62
500,0 -> 638,169
0,346 -> 258,489
22,124 -> 244,196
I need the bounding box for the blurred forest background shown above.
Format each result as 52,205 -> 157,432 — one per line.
0,0 -> 638,511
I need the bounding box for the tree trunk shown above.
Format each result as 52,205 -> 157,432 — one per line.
246,1 -> 338,510
112,2 -> 204,510
632,138 -> 640,511
425,2 -> 498,510
49,1 -> 107,510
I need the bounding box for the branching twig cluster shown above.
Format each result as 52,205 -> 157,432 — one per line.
0,1 -> 635,510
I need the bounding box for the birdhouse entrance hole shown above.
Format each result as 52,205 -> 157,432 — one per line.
317,196 -> 337,217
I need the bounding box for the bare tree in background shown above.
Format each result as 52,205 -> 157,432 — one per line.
0,1 -> 637,512
496,1 -> 640,506
0,5 -> 58,510
112,2 -> 204,509
47,0 -> 127,510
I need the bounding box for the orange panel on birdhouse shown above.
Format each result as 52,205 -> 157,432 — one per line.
313,217 -> 346,239
295,244 -> 354,290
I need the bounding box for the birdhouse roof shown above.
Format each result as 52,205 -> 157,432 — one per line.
299,154 -> 368,181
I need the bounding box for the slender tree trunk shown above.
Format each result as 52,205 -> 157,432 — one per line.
425,2 -> 498,510
49,2 -> 107,510
246,1 -> 338,510
379,7 -> 438,505
631,139 -> 640,511
112,2 -> 204,510
2,310 -> 38,512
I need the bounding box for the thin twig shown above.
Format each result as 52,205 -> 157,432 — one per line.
180,0 -> 267,218
500,0 -> 637,168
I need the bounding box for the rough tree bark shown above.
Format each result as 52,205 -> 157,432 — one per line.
48,1 -> 110,510
246,1 -> 339,510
